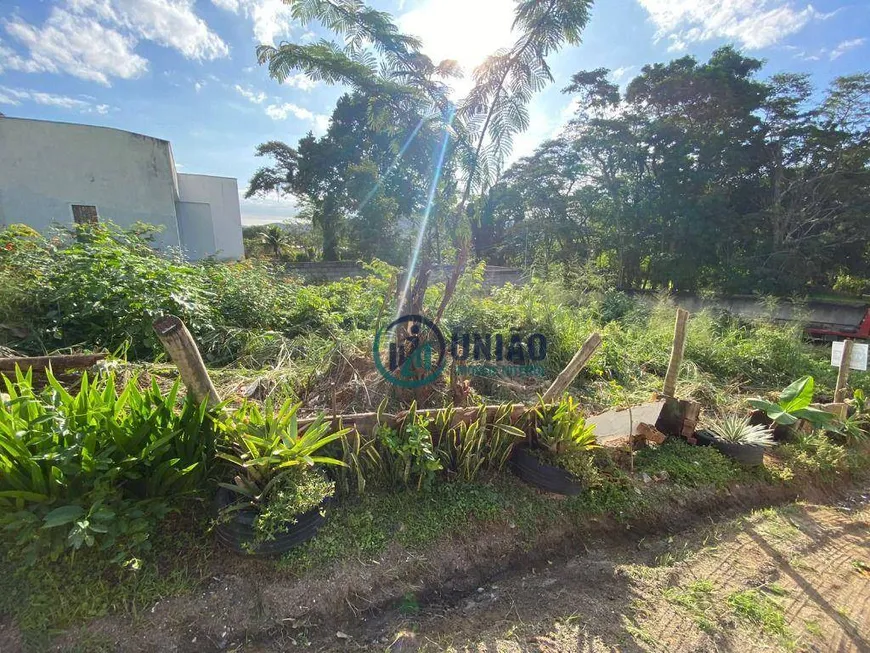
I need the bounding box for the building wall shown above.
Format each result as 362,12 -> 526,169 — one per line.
176,173 -> 244,260
176,201 -> 215,260
0,117 -> 181,248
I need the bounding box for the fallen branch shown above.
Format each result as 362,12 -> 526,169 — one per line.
0,353 -> 107,373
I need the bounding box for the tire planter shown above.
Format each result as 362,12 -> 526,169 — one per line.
694,429 -> 715,447
510,444 -> 584,495
749,409 -> 792,441
214,486 -> 329,556
694,430 -> 765,466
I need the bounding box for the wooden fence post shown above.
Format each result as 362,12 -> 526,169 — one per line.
153,315 -> 220,407
834,339 -> 854,403
663,308 -> 689,398
542,333 -> 602,402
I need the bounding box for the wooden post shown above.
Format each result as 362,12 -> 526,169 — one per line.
663,308 -> 689,398
541,333 -> 602,402
834,339 -> 854,403
153,315 -> 220,407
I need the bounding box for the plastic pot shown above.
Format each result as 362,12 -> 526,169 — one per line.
510,444 -> 584,495
214,486 -> 328,556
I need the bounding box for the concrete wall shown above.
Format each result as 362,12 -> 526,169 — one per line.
284,262 -> 527,290
0,117 -> 181,248
176,173 -> 244,260
176,201 -> 215,261
629,290 -> 868,330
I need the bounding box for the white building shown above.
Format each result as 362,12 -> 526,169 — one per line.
0,116 -> 244,260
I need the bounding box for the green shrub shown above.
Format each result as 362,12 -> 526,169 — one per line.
0,369 -> 214,563
215,399 -> 346,542
435,404 -> 524,482
375,408 -> 443,491
0,223 -> 216,358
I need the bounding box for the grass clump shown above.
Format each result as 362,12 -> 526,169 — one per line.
663,579 -> 717,633
727,587 -> 790,639
634,440 -> 741,488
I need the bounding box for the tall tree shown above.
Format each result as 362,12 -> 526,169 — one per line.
255,0 -> 594,314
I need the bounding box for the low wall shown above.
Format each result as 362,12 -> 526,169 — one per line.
628,290 -> 867,330
283,262 -> 527,291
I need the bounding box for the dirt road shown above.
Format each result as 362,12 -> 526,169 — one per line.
293,494 -> 870,652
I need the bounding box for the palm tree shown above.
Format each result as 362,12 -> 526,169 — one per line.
260,224 -> 292,258
256,0 -> 593,315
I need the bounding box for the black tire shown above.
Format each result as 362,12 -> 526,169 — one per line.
510,444 -> 584,495
694,429 -> 715,447
214,487 -> 328,556
710,439 -> 765,466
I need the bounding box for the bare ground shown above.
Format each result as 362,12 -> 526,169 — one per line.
4,481 -> 867,652
313,492 -> 870,653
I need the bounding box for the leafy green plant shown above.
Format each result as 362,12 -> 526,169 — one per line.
436,404 -> 525,482
779,432 -> 848,476
748,376 -> 834,428
0,368 -> 214,562
838,389 -> 870,446
373,403 -> 442,491
529,396 -> 600,483
216,399 -> 346,541
705,415 -> 774,447
534,396 -> 598,456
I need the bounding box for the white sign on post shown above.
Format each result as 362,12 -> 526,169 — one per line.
831,341 -> 869,371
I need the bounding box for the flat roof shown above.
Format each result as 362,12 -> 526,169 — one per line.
0,114 -> 170,144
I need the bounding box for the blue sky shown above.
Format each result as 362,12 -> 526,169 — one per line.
1,0 -> 868,224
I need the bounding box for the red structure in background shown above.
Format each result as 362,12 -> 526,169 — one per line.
807,309 -> 870,341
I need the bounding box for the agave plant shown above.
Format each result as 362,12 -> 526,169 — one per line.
706,415 -> 775,447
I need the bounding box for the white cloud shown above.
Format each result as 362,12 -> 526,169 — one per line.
611,66 -> 635,82
264,102 -> 330,132
830,38 -> 866,60
194,80 -> 205,92
68,0 -> 229,59
286,73 -> 318,91
314,114 -> 330,132
3,1 -> 227,86
0,84 -> 115,113
211,0 -> 296,45
265,102 -> 315,121
240,193 -> 300,225
235,84 -> 268,104
637,0 -> 831,51
4,8 -> 149,85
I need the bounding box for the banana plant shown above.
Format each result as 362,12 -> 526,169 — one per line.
748,376 -> 834,428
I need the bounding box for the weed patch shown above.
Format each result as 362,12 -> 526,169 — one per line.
635,440 -> 741,488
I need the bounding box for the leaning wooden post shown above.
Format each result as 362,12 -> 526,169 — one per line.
153,315 -> 220,407
834,339 -> 854,403
542,333 -> 602,402
663,308 -> 689,398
